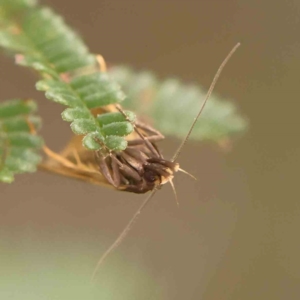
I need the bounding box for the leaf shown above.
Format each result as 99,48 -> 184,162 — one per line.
0,99 -> 43,183
0,1 -> 135,151
0,0 -> 247,153
109,66 -> 248,143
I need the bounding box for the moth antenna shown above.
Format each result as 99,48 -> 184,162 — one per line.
96,54 -> 107,72
91,189 -> 157,281
169,179 -> 179,207
172,43 -> 241,162
178,168 -> 197,180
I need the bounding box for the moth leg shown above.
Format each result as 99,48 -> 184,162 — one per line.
96,151 -> 143,188
127,135 -> 164,146
117,161 -> 142,183
95,152 -> 121,188
125,123 -> 164,159
127,123 -> 164,145
128,120 -> 164,145
116,104 -> 164,152
120,149 -> 147,173
115,104 -> 160,157
135,120 -> 165,140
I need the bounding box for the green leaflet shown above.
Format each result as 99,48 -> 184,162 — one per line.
0,1 -> 135,151
110,66 -> 248,142
0,99 -> 43,183
0,0 -> 247,158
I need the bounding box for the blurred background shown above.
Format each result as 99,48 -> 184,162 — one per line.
1,0 -> 300,299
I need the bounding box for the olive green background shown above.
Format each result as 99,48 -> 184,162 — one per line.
1,0 -> 299,299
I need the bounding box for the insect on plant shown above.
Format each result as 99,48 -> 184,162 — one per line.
36,43 -> 241,280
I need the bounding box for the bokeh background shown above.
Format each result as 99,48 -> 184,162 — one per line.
1,0 -> 300,299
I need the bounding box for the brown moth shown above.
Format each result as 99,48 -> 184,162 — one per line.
37,43 -> 240,280
40,105 -> 179,194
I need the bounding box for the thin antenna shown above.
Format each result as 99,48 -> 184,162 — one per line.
91,43 -> 240,280
172,43 -> 241,162
91,189 -> 157,281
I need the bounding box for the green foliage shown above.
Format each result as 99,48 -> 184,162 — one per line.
0,99 -> 43,183
0,0 -> 248,185
0,0 -> 247,150
110,66 -> 248,142
0,0 -> 134,151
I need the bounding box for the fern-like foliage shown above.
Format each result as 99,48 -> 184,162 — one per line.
0,0 -> 247,153
110,66 -> 248,143
0,0 -> 134,151
0,99 -> 43,183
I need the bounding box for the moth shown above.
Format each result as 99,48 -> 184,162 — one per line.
37,43 -> 240,279
40,105 -> 180,194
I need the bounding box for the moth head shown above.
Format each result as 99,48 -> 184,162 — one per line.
144,158 -> 179,188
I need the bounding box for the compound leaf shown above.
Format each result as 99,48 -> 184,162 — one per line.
0,98 -> 43,183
